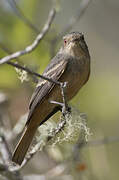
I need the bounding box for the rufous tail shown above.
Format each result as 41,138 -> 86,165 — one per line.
12,125 -> 37,165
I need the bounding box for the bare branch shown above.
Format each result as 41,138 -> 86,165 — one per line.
7,61 -> 60,85
0,136 -> 23,180
0,136 -> 11,165
0,100 -> 23,179
0,93 -> 13,162
60,82 -> 69,114
0,8 -> 56,65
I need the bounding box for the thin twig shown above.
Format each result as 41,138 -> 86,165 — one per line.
60,82 -> 69,114
0,136 -> 11,165
0,94 -> 13,163
0,8 -> 56,65
7,61 -> 60,85
0,136 -> 23,180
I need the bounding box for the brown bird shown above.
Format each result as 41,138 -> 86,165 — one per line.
12,32 -> 90,165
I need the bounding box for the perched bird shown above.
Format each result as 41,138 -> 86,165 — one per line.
12,32 -> 90,165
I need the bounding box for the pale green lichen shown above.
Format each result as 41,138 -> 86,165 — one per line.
15,67 -> 29,83
36,107 -> 92,149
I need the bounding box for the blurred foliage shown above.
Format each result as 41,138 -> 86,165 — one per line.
0,0 -> 119,180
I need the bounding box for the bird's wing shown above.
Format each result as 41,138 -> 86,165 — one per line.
27,53 -> 69,121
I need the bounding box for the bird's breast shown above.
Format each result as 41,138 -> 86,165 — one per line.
65,57 -> 90,100
49,56 -> 90,103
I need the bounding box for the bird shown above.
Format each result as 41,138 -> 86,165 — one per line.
12,32 -> 90,165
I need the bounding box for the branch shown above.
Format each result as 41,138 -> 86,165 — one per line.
0,136 -> 23,180
0,8 -> 56,65
60,82 -> 69,114
7,61 -> 60,85
0,136 -> 11,165
0,95 -> 23,179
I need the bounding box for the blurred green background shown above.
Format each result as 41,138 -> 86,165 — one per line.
0,0 -> 119,180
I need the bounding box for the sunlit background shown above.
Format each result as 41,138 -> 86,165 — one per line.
0,0 -> 119,180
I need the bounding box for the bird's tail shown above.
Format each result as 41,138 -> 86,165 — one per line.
12,125 -> 37,165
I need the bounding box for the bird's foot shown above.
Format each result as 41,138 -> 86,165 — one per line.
49,100 -> 64,107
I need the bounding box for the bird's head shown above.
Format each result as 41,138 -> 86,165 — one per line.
62,32 -> 89,58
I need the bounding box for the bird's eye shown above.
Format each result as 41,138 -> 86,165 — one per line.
64,39 -> 67,45
80,35 -> 84,41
